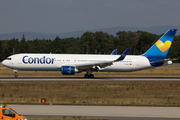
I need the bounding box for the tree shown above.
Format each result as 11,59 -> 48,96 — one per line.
94,31 -> 114,54
65,37 -> 81,54
80,32 -> 95,54
136,31 -> 159,55
0,40 -> 2,61
115,31 -> 136,54
18,34 -> 28,53
52,36 -> 66,53
167,35 -> 180,62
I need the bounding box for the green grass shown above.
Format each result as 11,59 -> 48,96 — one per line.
0,81 -> 180,106
1,65 -> 180,77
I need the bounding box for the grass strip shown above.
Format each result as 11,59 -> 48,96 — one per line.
1,66 -> 180,77
0,81 -> 180,106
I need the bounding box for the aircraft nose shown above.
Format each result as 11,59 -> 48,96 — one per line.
2,60 -> 5,66
2,60 -> 7,66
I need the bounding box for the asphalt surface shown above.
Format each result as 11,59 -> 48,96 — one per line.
8,105 -> 180,120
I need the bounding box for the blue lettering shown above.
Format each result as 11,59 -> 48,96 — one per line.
46,58 -> 51,64
28,57 -> 33,64
34,58 -> 39,64
40,56 -> 45,64
52,58 -> 55,64
22,56 -> 55,64
22,56 -> 28,64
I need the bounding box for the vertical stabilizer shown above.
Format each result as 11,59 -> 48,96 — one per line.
142,29 -> 177,61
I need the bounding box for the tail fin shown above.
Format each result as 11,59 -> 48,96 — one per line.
142,29 -> 177,61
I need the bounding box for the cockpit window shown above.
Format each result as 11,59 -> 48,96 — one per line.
6,58 -> 11,60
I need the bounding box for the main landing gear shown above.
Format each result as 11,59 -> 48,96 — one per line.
84,74 -> 94,78
84,69 -> 94,78
13,69 -> 18,78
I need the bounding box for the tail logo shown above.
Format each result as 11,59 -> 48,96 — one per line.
156,40 -> 171,52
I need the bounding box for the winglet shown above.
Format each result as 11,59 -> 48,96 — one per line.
110,49 -> 117,55
114,48 -> 130,62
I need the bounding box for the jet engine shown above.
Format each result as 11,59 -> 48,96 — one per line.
61,66 -> 79,75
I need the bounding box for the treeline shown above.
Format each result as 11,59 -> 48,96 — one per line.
1,31 -> 180,62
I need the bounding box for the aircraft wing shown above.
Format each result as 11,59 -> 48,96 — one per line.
75,48 -> 130,70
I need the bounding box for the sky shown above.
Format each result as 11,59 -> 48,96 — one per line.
0,0 -> 180,34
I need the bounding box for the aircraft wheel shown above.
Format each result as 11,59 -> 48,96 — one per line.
84,74 -> 94,78
14,70 -> 18,78
14,75 -> 18,78
90,74 -> 94,78
84,74 -> 89,78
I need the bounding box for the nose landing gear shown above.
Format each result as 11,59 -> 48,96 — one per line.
13,70 -> 18,78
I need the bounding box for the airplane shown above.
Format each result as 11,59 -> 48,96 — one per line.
2,29 -> 177,78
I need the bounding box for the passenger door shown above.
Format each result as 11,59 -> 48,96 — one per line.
18,59 -> 22,64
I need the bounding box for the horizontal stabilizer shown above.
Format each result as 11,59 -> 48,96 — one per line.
150,58 -> 177,64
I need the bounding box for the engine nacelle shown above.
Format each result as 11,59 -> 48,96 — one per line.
61,66 -> 79,75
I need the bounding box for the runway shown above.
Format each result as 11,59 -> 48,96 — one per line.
8,105 -> 180,120
1,77 -> 180,81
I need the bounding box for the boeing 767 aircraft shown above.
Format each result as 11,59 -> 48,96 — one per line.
2,29 -> 177,78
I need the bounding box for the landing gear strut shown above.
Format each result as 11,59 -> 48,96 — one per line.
84,69 -> 94,78
13,70 -> 18,78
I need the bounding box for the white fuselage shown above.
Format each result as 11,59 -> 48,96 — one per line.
2,53 -> 152,72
